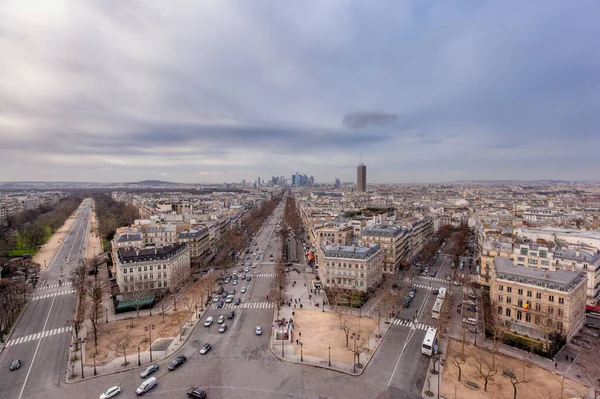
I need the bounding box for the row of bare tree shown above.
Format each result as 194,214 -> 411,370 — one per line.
0,280 -> 30,342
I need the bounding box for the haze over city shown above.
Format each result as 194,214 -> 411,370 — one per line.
1,0 -> 599,183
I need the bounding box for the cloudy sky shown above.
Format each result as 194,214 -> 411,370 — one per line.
1,1 -> 599,184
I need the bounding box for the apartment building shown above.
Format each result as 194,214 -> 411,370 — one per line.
491,256 -> 586,343
115,243 -> 190,293
140,223 -> 178,246
317,242 -> 382,292
314,223 -> 354,246
362,224 -> 408,274
480,241 -> 514,287
177,227 -> 211,264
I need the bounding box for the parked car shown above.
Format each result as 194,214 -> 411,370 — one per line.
229,288 -> 236,295
217,315 -> 225,324
204,317 -> 213,327
246,276 -> 251,281
232,280 -> 238,285
200,343 -> 212,354
9,359 -> 21,371
187,388 -> 207,398
466,300 -> 476,306
466,305 -> 477,312
255,326 -> 262,335
219,324 -> 227,333
403,300 -> 410,308
140,364 -> 159,378
213,296 -> 219,302
433,288 -> 439,295
168,356 -> 187,371
100,386 -> 122,399
235,298 -> 241,305
221,291 -> 228,298
227,310 -> 235,319
429,272 -> 436,277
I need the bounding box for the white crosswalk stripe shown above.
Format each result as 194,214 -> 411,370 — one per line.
252,262 -> 276,266
6,326 -> 72,347
392,318 -> 433,331
208,301 -> 274,310
419,276 -> 448,283
32,290 -> 76,301
36,282 -> 73,291
255,273 -> 276,277
411,283 -> 433,290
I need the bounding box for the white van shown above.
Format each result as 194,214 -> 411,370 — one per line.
463,318 -> 477,325
136,377 -> 157,395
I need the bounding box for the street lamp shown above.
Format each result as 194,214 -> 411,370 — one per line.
145,324 -> 155,362
137,346 -> 141,366
93,354 -> 97,376
328,346 -> 331,367
300,341 -> 303,362
105,308 -> 108,323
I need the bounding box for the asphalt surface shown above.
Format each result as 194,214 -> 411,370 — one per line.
2,199 -> 456,399
0,199 -> 92,399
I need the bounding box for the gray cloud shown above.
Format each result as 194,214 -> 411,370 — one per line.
1,0 -> 599,183
342,112 -> 399,129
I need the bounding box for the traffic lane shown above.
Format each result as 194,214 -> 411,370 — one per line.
387,329 -> 430,399
40,294 -> 77,335
361,323 -> 412,388
20,331 -> 70,399
248,276 -> 272,303
0,339 -> 38,399
8,298 -> 53,340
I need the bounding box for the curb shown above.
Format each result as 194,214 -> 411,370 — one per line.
0,301 -> 30,354
64,305 -> 210,384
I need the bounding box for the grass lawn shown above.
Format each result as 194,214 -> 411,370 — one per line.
5,225 -> 53,258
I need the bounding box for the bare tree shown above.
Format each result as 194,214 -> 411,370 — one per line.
341,319 -> 351,347
70,264 -> 87,297
109,335 -> 132,367
328,287 -> 344,327
451,352 -> 466,382
129,288 -> 148,319
159,297 -> 168,323
473,354 -> 497,392
85,279 -> 105,354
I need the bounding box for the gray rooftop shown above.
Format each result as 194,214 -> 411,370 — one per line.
363,224 -> 406,237
322,243 -> 381,260
117,243 -> 187,263
494,256 -> 585,291
178,227 -> 209,239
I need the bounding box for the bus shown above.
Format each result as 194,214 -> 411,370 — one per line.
422,327 -> 437,356
437,287 -> 447,300
585,312 -> 600,329
431,297 -> 444,319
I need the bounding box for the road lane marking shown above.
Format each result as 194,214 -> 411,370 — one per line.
19,294 -> 57,399
32,290 -> 76,300
6,326 -> 72,348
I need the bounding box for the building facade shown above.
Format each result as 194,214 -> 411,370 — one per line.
362,224 -> 408,274
357,162 -> 366,192
491,256 -> 587,344
317,243 -> 382,292
115,243 -> 190,294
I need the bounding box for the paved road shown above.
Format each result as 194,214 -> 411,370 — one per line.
0,199 -> 92,399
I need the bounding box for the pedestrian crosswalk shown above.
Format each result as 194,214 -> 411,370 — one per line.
36,282 -> 73,291
209,301 -> 274,310
392,318 -> 433,331
5,326 -> 72,347
255,273 -> 276,277
253,262 -> 276,266
418,276 -> 448,283
412,283 -> 434,291
32,290 -> 76,301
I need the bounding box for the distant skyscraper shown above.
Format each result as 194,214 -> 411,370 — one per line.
334,178 -> 340,188
357,158 -> 367,192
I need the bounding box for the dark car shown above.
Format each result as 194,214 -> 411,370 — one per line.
235,298 -> 241,305
227,310 -> 235,319
467,305 -> 477,312
403,300 -> 410,308
168,355 -> 187,370
140,363 -> 159,378
10,359 -> 21,370
187,388 -> 207,398
221,291 -> 228,298
217,301 -> 224,308
429,272 -> 436,277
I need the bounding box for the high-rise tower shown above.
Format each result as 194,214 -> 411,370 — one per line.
357,156 -> 367,192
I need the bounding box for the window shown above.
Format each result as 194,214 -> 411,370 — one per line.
507,287 -> 512,293
539,250 -> 547,258
164,281 -> 167,287
518,289 -> 523,295
123,268 -> 127,273
150,265 -> 153,271
506,308 -> 511,317
536,293 -> 542,299
558,308 -> 564,317
558,297 -> 564,305
517,299 -> 523,307
138,267 -> 142,272
517,311 -> 522,321
498,295 -> 503,302
129,275 -> 134,282
144,266 -> 147,271
548,306 -> 554,315
541,260 -> 550,266
528,259 -> 538,265
506,297 -> 512,304
130,268 -> 133,273
517,257 -> 525,262
548,295 -> 554,302
497,306 -> 503,315
520,247 -> 528,255
499,285 -> 504,291
527,290 -> 532,297
556,321 -> 563,331
525,313 -> 531,323
546,318 -> 553,327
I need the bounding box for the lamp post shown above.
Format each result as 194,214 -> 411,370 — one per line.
93,354 -> 97,376
105,308 -> 108,323
328,346 -> 331,367
137,346 -> 141,366
145,324 -> 155,362
281,326 -> 285,358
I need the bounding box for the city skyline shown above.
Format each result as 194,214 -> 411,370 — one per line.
1,1 -> 600,184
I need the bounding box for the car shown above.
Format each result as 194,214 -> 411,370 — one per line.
232,279 -> 238,285
403,301 -> 410,308
219,324 -> 227,333
218,315 -> 225,324
239,267 -> 244,272
140,364 -> 159,378
204,316 -> 213,327
200,343 -> 212,354
217,301 -> 224,308
259,250 -> 263,254
244,267 -> 249,272
187,388 -> 207,398
221,291 -> 228,298
227,310 -> 235,319
255,326 -> 262,335
168,355 -> 187,370
246,276 -> 251,281
9,359 -> 21,370
452,281 -> 461,286
100,386 -> 122,399
409,291 -> 415,298
270,254 -> 273,257
213,296 -> 219,302
241,273 -> 246,279
429,272 -> 436,277
241,287 -> 247,293
433,288 -> 439,295
252,264 -> 256,268
467,305 -> 477,312
136,377 -> 157,395
422,271 -> 427,276
224,277 -> 231,283
226,295 -> 234,303
466,300 -> 476,306
235,298 -> 241,305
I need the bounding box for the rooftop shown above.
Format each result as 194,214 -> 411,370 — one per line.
494,256 -> 585,290
321,243 -> 381,260
363,224 -> 406,237
117,243 -> 187,263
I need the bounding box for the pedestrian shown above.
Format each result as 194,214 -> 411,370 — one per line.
570,357 -> 574,363
555,362 -> 558,369
565,354 -> 568,361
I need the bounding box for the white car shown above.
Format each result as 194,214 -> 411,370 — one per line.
232,280 -> 238,285
255,326 -> 262,335
241,287 -> 247,293
204,317 -> 213,327
213,296 -> 220,302
218,315 -> 225,324
225,295 -> 234,303
100,386 -> 121,399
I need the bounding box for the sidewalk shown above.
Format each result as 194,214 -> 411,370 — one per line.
269,262 -> 393,375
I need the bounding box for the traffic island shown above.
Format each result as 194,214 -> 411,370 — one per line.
269,308 -> 391,375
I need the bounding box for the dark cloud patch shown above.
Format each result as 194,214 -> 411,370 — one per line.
342,111 -> 398,129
